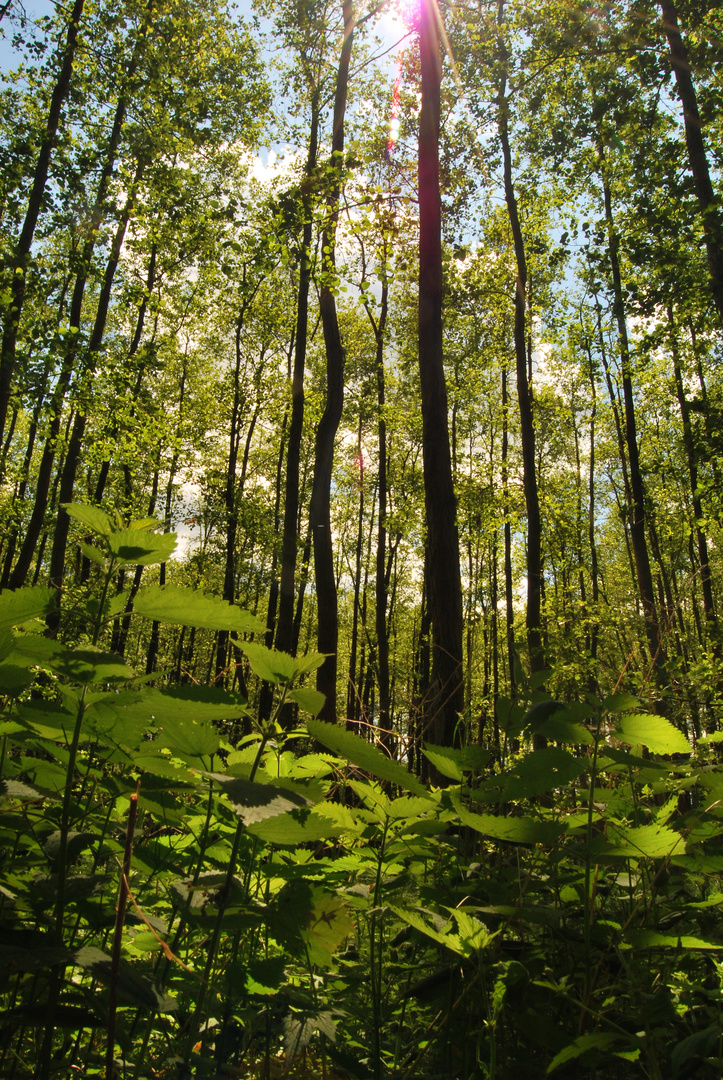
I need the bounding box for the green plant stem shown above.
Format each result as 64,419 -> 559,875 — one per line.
106,783 -> 140,1079
182,696 -> 284,1058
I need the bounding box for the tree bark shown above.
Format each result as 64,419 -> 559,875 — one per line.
275,93 -> 319,658
660,0 -> 723,327
418,0 -> 464,747
309,0 -> 355,722
0,0 -> 86,445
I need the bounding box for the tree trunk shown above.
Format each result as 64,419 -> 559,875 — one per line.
275,93 -> 320,658
418,0 -> 464,747
498,67 -> 544,682
660,0 -> 723,326
310,0 -> 355,722
0,0 -> 86,445
599,156 -> 667,685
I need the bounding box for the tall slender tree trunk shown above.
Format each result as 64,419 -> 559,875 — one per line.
599,155 -> 667,685
498,62 -> 544,682
660,0 -> 723,326
46,185 -> 139,630
275,94 -> 319,659
310,0 -> 355,722
501,362 -> 516,696
418,0 -> 464,747
0,0 -> 86,446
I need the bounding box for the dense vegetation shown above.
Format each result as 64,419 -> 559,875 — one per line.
0,0 -> 722,1075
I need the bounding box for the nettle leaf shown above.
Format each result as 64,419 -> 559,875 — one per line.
239,641 -> 298,683
388,905 -> 466,955
79,542 -> 106,567
107,528 -> 177,566
288,686 -> 325,716
72,946 -> 176,1011
134,585 -> 264,633
537,715 -> 593,745
10,637 -> 132,684
422,743 -> 491,781
63,503 -> 112,536
170,873 -> 247,913
0,779 -> 48,801
307,719 -> 427,796
603,693 -> 641,713
616,714 -> 690,755
247,805 -> 346,845
625,929 -> 723,950
157,715 -> 220,760
207,773 -> 312,824
471,748 -> 587,803
0,585 -> 55,631
245,956 -> 286,995
453,798 -> 565,845
283,1010 -> 336,1057
0,663 -> 33,695
547,1033 -> 631,1073
594,822 -> 685,859
43,831 -> 99,864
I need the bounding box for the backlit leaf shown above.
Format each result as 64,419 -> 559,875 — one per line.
307,719 -> 427,796
617,714 -> 690,755
134,585 -> 264,633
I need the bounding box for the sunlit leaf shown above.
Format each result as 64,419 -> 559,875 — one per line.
207,772 -> 312,823
307,720 -> 427,796
72,946 -> 176,1011
547,1033 -> 629,1073
134,584 -> 264,633
616,714 -> 690,755
63,503 -> 112,536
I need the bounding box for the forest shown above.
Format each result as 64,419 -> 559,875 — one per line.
0,0 -> 722,1075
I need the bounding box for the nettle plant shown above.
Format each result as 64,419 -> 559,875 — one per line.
1,504 -> 723,1080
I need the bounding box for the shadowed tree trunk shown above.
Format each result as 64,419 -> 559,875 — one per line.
417,0 -> 464,748
660,0 -> 723,327
0,0 -> 86,446
309,0 -> 355,723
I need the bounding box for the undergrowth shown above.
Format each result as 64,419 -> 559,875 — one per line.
1,505 -> 723,1079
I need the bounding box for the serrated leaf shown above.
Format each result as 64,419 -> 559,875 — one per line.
452,797 -> 564,845
207,772 -> 312,823
10,637 -> 132,683
72,946 -> 176,1011
107,528 -> 177,566
288,686 -> 325,716
247,805 -> 345,844
470,748 -> 587,803
0,586 -> 55,631
594,821 -> 685,859
602,693 -> 641,713
63,503 -> 112,536
240,641 -> 298,683
284,1010 -> 336,1057
0,779 -> 45,801
538,716 -> 593,744
157,714 -> 220,759
134,585 -> 264,633
625,929 -> 723,950
547,1034 -> 627,1073
79,542 -> 107,567
0,663 -> 33,695
307,720 -> 427,796
617,714 -> 690,755
170,873 -> 247,913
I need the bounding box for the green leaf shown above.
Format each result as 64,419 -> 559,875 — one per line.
0,586 -> 55,631
158,714 -> 220,759
617,714 -> 690,755
307,719 -> 427,796
240,641 -> 298,683
10,637 -> 132,683
247,805 -> 346,844
63,503 -> 112,536
72,946 -> 176,1011
470,748 -> 587,803
452,797 -> 565,845
537,716 -> 593,745
79,542 -> 107,567
547,1034 -> 628,1073
134,585 -> 264,633
602,693 -> 640,713
593,822 -> 685,859
422,743 -> 491,780
288,686 -> 325,716
207,772 -> 313,823
0,663 -> 33,695
625,929 -> 723,950
107,528 -> 177,566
